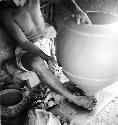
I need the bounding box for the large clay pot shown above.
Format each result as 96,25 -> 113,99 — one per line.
56,11 -> 118,95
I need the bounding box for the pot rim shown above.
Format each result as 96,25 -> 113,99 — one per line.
86,11 -> 118,27
1,89 -> 30,117
0,89 -> 21,96
64,11 -> 118,27
63,11 -> 118,37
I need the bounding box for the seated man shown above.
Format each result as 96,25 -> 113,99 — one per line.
0,0 -> 96,110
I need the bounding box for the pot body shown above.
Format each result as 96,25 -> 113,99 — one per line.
56,11 -> 118,94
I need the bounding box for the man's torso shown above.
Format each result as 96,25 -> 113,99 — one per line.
9,0 -> 45,42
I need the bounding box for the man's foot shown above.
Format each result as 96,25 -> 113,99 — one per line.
72,95 -> 97,110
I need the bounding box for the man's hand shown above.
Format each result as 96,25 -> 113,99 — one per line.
46,56 -> 56,65
74,10 -> 91,24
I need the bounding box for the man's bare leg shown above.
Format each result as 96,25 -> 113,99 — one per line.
21,53 -> 97,110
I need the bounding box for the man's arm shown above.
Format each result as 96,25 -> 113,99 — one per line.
1,11 -> 50,61
48,0 -> 91,24
48,0 -> 82,15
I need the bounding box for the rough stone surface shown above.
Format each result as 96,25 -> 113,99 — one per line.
87,97 -> 118,125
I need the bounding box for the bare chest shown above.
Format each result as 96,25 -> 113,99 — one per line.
13,8 -> 35,34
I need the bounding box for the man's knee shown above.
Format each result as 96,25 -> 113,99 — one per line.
21,53 -> 47,71
31,56 -> 46,70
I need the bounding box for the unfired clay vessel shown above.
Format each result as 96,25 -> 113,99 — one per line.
56,11 -> 118,95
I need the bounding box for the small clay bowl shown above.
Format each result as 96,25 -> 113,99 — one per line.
0,89 -> 23,106
0,89 -> 30,117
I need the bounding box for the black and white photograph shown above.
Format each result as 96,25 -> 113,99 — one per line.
1,0 -> 118,125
